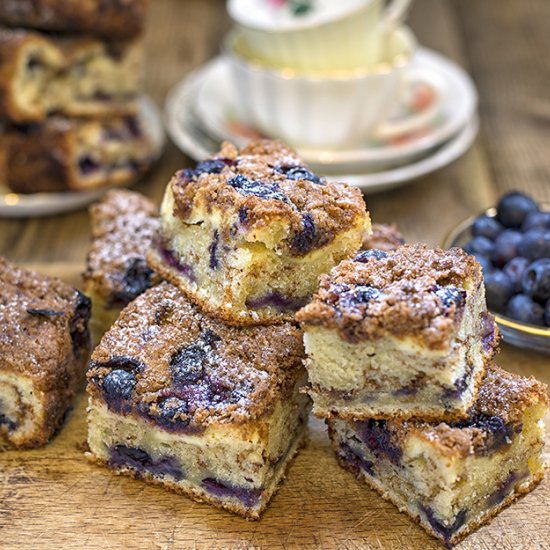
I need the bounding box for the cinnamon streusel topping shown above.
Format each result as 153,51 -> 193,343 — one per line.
296,243 -> 483,348
87,283 -> 305,429
0,256 -> 90,389
168,140 -> 368,256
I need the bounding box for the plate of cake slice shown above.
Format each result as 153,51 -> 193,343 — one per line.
0,21 -> 165,218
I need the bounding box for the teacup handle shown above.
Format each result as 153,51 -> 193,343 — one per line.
383,0 -> 412,27
374,67 -> 446,141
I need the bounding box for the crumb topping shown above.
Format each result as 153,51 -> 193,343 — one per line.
0,256 -> 90,389
297,244 -> 483,349
83,190 -> 161,305
168,140 -> 368,256
87,282 -> 305,429
407,365 -> 548,457
362,223 -> 405,252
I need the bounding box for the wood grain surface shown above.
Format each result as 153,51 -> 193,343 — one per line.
0,264 -> 549,550
1,0 -> 550,548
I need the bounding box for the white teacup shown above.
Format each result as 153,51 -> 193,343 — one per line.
227,0 -> 412,73
225,26 -> 443,150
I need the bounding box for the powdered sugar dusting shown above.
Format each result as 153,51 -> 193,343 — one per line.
88,282 -> 304,428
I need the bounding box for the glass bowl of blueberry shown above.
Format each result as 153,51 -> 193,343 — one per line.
443,191 -> 550,354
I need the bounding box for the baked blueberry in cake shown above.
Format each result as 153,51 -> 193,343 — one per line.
0,0 -> 147,41
0,257 -> 91,450
0,28 -> 142,123
148,140 -> 369,326
296,244 -> 498,421
0,115 -> 156,193
86,282 -> 311,519
362,223 -> 405,252
83,190 -> 161,341
328,365 -> 548,546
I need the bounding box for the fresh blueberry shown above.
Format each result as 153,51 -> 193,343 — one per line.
435,286 -> 466,309
522,211 -> 550,232
517,230 -> 550,260
463,236 -> 494,258
545,299 -> 550,326
521,259 -> 550,301
228,174 -> 292,205
472,214 -> 504,240
505,294 -> 545,326
496,192 -> 539,228
291,212 -> 318,254
274,165 -> 323,184
491,230 -> 523,267
103,369 -> 136,400
503,257 -> 530,292
355,249 -> 388,262
476,255 -> 494,275
485,270 -> 515,313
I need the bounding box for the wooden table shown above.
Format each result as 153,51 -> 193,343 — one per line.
1,1 -> 549,549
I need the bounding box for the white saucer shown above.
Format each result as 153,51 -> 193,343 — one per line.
187,49 -> 477,172
165,66 -> 479,194
0,96 -> 165,218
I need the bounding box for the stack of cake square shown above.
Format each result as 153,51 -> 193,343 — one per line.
0,0 -> 156,193
297,244 -> 548,546
85,140 -> 371,518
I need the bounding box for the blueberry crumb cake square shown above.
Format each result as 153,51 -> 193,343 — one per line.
0,257 -> 91,450
148,140 -> 369,326
328,365 -> 548,546
86,282 -> 311,519
1,116 -> 156,193
83,190 -> 160,340
0,28 -> 142,123
296,244 -> 498,421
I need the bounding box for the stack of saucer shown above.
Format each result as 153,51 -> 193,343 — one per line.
165,0 -> 479,194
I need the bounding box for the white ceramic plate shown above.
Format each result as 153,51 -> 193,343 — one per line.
165,72 -> 479,194
190,48 -> 477,172
0,96 -> 165,218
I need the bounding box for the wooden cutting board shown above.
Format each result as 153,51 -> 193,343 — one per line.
1,263 -> 549,550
